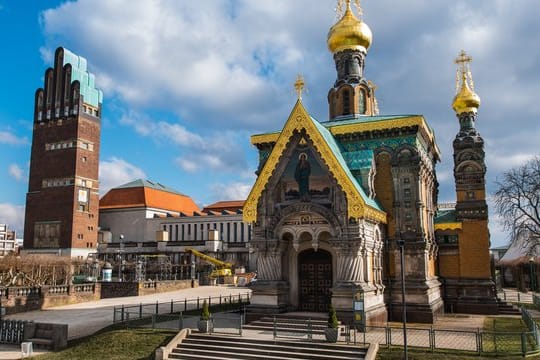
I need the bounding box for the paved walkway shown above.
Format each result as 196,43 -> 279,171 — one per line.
0,285 -> 250,359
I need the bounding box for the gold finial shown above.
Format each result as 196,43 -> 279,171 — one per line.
452,50 -> 480,115
454,50 -> 474,93
335,0 -> 362,19
294,74 -> 305,100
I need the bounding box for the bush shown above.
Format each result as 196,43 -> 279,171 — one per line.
200,300 -> 210,321
327,305 -> 338,329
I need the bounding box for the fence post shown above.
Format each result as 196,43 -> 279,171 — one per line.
307,318 -> 312,342
386,326 -> 391,348
476,327 -> 481,354
239,314 -> 243,336
121,305 -> 125,322
155,300 -> 159,314
197,297 -> 200,310
430,326 -> 434,352
170,299 -> 173,314
185,298 -> 187,312
518,292 -> 521,303
139,303 -> 143,319
504,291 -> 506,301
152,314 -> 156,329
273,316 -> 277,340
113,306 -> 116,323
209,296 -> 211,308
179,312 -> 183,330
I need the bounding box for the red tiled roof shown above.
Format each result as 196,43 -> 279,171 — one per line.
202,200 -> 245,213
100,183 -> 200,214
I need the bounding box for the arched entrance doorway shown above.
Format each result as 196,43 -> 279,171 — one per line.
298,249 -> 332,312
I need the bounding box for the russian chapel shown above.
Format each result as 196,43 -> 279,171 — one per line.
244,1 -> 496,323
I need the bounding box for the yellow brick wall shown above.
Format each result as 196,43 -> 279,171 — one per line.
439,253 -> 461,278
459,220 -> 491,278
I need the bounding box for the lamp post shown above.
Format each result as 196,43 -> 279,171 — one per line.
118,234 -> 125,282
397,239 -> 408,360
529,256 -> 535,293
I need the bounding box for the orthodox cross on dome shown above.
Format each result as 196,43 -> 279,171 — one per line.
455,50 -> 475,93
335,0 -> 363,19
294,74 -> 305,100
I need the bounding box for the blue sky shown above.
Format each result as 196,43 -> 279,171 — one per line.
1,0 -> 539,247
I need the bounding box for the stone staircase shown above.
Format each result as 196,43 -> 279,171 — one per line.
243,314 -> 331,336
168,333 -> 366,359
497,300 -> 521,315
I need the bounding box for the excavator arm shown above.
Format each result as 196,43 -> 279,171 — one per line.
186,248 -> 233,278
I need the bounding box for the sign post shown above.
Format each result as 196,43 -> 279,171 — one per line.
353,288 -> 365,332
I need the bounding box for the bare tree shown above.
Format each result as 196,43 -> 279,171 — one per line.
494,156 -> 540,244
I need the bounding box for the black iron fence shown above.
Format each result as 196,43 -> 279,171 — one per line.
0,320 -> 29,344
113,292 -> 250,324
119,310 -> 244,336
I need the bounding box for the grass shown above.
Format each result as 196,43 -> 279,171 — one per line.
482,316 -> 535,354
30,328 -> 176,360
376,347 -> 530,359
377,317 -> 540,359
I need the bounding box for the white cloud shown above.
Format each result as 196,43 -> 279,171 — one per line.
8,164 -> 24,181
209,182 -> 253,202
121,110 -> 249,173
0,203 -> 25,236
38,0 -> 540,206
99,157 -> 147,195
0,131 -> 27,145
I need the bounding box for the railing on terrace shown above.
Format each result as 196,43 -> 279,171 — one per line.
112,292 -> 250,325
0,287 -> 41,297
498,289 -> 534,304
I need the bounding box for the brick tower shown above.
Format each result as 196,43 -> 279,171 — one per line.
435,51 -> 497,313
23,47 -> 102,258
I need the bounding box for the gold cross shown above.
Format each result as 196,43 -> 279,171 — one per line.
294,74 -> 305,100
455,50 -> 472,67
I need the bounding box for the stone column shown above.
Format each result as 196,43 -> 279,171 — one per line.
248,239 -> 290,314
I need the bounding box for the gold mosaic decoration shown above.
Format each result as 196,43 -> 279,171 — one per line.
243,100 -> 387,224
252,115 -> 440,158
434,222 -> 462,231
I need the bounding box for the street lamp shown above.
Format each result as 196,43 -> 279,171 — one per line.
529,256 -> 535,293
118,234 -> 125,282
397,239 -> 408,360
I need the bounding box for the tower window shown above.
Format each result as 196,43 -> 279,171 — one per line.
342,90 -> 350,115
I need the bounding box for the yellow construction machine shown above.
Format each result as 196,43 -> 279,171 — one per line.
185,248 -> 233,278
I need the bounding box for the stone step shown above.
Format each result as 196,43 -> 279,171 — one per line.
169,333 -> 366,360
183,334 -> 363,354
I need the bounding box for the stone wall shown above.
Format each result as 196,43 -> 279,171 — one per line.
0,280 -> 196,314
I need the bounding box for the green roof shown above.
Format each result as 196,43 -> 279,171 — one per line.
342,150 -> 374,170
115,179 -> 186,196
321,114 -> 418,126
434,208 -> 457,224
62,48 -> 103,108
311,116 -> 383,212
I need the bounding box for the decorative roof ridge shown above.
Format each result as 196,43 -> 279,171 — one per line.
243,100 -> 386,224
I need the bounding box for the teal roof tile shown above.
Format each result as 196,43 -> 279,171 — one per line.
342,150 -> 374,170
115,179 -> 186,196
434,208 -> 457,224
62,48 -> 103,108
310,116 -> 383,212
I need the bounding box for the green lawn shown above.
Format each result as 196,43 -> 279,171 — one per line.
377,317 -> 540,359
31,328 -> 176,360
376,347 -> 531,359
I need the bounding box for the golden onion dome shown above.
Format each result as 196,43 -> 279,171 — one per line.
452,73 -> 481,115
327,3 -> 372,54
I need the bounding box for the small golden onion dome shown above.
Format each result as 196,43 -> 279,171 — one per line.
327,4 -> 372,54
452,74 -> 481,114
